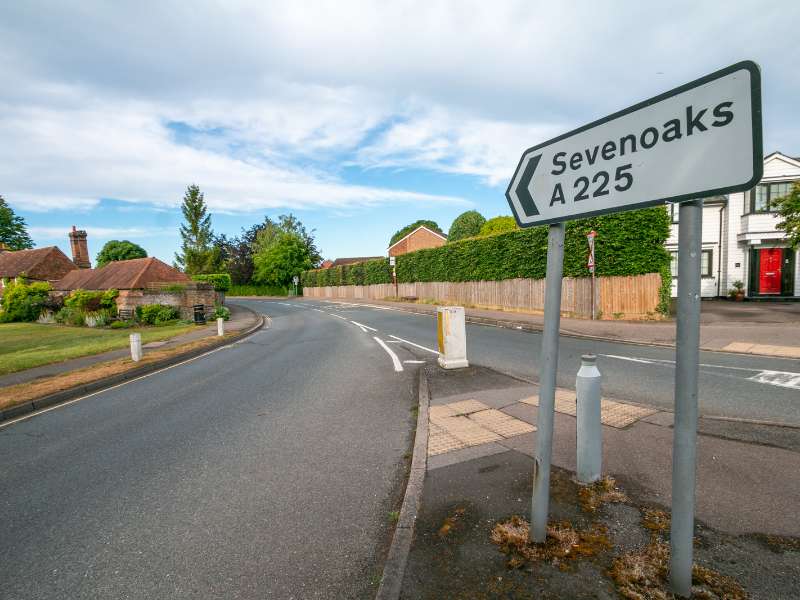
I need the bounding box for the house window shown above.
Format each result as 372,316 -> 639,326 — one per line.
670,249 -> 713,278
701,249 -> 713,277
749,182 -> 794,213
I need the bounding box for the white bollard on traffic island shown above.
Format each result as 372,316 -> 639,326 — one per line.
217,317 -> 225,336
129,333 -> 142,362
436,306 -> 468,369
576,354 -> 602,484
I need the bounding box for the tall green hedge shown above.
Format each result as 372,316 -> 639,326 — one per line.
302,207 -> 671,311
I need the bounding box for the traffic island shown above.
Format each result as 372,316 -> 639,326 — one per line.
398,364 -> 800,599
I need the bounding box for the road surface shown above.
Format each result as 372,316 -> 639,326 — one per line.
0,302 -> 419,599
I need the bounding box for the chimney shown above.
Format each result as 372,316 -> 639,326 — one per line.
68,226 -> 91,269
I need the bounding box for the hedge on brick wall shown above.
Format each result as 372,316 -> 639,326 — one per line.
302,207 -> 671,311
192,273 -> 232,292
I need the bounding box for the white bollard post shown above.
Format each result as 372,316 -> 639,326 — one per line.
576,354 -> 602,483
217,317 -> 225,337
129,333 -> 142,362
436,306 -> 468,369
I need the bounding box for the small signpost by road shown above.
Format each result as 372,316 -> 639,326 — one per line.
292,275 -> 299,296
389,256 -> 398,297
587,230 -> 596,320
505,61 -> 762,598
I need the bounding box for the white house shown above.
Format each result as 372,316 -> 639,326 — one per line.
666,151 -> 800,299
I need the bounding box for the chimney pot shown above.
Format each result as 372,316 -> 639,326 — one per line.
68,227 -> 91,269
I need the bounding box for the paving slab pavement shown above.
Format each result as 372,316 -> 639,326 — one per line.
399,364 -> 800,599
0,303 -> 259,388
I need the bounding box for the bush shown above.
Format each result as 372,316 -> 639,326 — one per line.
136,304 -> 180,325
63,288 -> 118,312
228,284 -> 288,296
479,216 -> 518,236
0,279 -> 52,322
301,207 -> 672,314
448,210 -> 486,242
110,319 -> 135,329
54,306 -> 86,326
192,273 -> 232,292
213,305 -> 231,321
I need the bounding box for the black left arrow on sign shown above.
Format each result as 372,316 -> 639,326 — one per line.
515,154 -> 541,217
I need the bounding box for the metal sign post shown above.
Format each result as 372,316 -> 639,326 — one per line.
292,275 -> 299,296
531,222 -> 565,542
390,256 -> 398,298
670,199 -> 702,596
587,231 -> 597,320
503,61 -> 762,592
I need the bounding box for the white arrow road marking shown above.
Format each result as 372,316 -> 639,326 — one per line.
374,337 -> 403,372
350,320 -> 377,332
748,371 -> 800,390
600,354 -> 800,389
388,335 -> 439,355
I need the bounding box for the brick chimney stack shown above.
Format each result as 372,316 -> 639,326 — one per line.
68,226 -> 91,269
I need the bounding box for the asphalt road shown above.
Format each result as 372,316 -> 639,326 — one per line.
0,301 -> 420,599
291,298 -> 800,426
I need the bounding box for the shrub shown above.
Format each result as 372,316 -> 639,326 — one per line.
301,207 -> 672,314
136,304 -> 180,325
110,319 -> 135,329
0,279 -> 52,322
213,305 -> 231,321
55,306 -> 86,326
192,273 -> 232,292
228,284 -> 288,296
479,216 -> 518,236
448,210 -> 486,242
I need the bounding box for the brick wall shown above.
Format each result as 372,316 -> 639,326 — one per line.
116,282 -> 218,319
389,228 -> 446,257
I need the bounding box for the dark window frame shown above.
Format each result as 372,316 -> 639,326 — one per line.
747,181 -> 795,214
670,249 -> 714,278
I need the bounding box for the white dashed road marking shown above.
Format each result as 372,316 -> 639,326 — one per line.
374,337 -> 403,372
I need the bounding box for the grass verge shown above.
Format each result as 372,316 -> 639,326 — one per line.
0,333 -> 236,412
0,322 -> 196,376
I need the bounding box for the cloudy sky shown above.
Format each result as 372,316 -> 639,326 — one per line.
1,1 -> 798,264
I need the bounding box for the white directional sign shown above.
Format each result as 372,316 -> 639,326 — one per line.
506,61 -> 762,227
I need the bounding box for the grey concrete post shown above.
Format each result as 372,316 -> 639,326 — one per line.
129,333 -> 142,362
217,317 -> 225,337
576,354 -> 602,484
531,222 -> 565,543
670,199 -> 702,597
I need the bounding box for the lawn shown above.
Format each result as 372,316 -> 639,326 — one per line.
0,322 -> 196,376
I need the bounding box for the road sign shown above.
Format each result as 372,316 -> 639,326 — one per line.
587,231 -> 596,273
506,61 -> 762,227
292,275 -> 299,285
389,256 -> 396,266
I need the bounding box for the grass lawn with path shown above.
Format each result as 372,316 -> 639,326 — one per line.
0,322 -> 196,376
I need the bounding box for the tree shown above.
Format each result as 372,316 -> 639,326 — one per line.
448,210 -> 486,242
390,220 -> 443,247
0,195 -> 34,250
175,185 -> 221,275
95,240 -> 147,267
773,182 -> 800,249
479,216 -> 518,236
253,232 -> 313,287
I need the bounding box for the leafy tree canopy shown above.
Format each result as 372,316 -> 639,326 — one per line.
479,216 -> 518,237
390,220 -> 443,247
448,210 -> 486,242
0,195 -> 34,251
253,232 -> 313,287
773,182 -> 800,249
95,240 -> 147,267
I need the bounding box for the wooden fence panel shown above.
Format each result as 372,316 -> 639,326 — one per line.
302,273 -> 662,320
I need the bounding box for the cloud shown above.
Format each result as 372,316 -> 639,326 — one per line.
28,226 -> 175,239
0,0 -> 798,219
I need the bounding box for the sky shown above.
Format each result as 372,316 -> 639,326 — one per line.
1,1 -> 798,265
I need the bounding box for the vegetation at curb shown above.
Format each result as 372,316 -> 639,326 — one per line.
302,207 -> 672,315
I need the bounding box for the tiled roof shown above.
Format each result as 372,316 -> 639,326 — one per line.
53,257 -> 190,291
0,247 -> 77,281
330,256 -> 384,267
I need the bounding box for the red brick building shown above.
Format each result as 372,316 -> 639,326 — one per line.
0,246 -> 77,294
387,226 -> 447,257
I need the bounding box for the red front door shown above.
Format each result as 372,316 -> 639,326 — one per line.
759,248 -> 783,294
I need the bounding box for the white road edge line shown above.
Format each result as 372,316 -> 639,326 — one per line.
388,334 -> 439,355
331,313 -> 348,320
403,360 -> 426,364
0,325 -> 268,430
350,320 -> 377,332
374,337 -> 404,372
